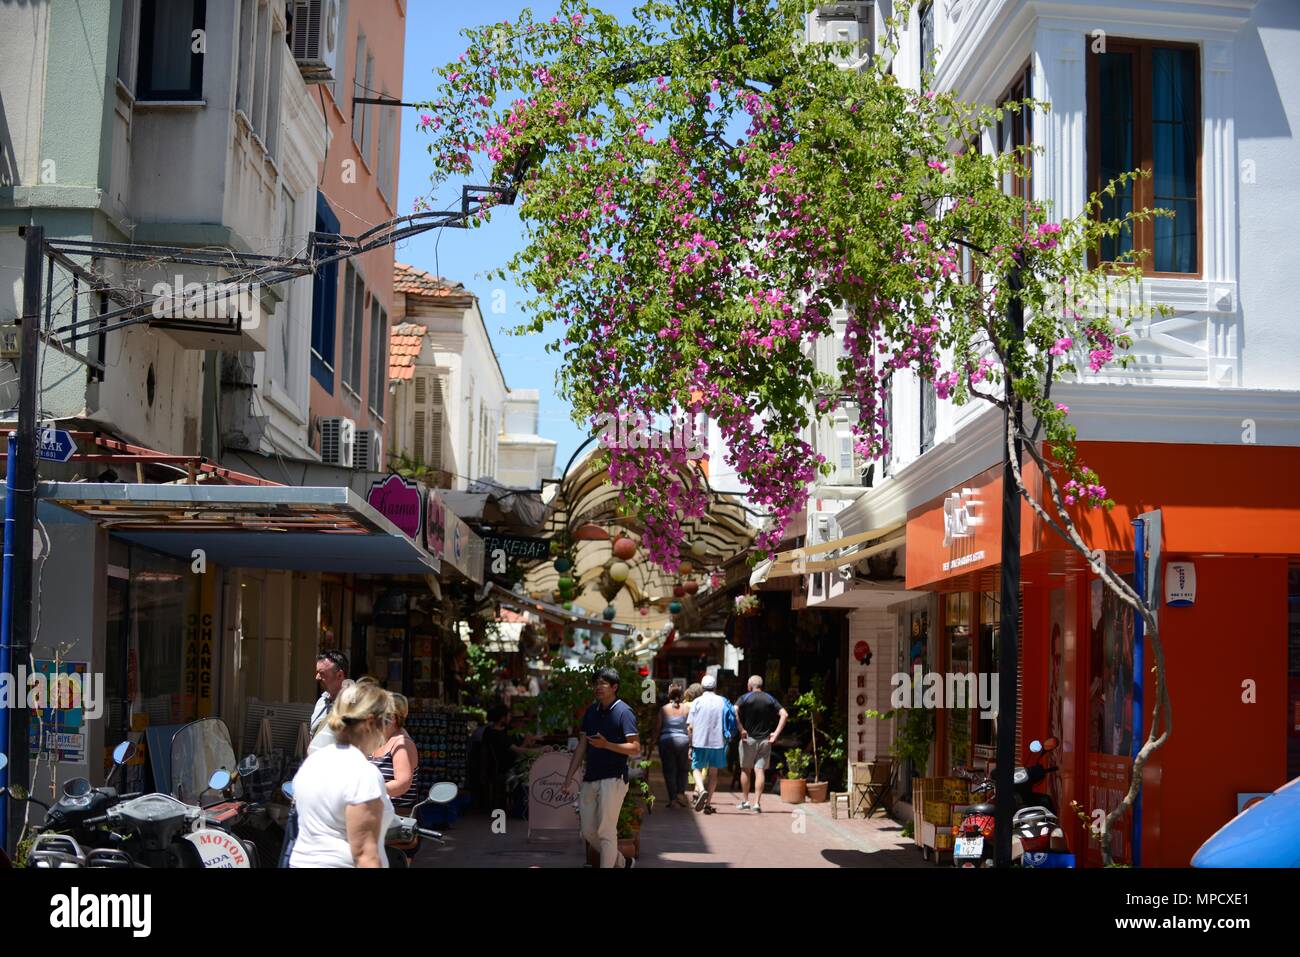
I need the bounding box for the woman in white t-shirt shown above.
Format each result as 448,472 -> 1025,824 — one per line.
289,680 -> 396,868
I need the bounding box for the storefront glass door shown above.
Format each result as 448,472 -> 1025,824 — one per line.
945,592 -> 973,772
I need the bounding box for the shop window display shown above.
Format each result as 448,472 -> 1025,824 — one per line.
131,548 -> 193,724
1089,577 -> 1135,757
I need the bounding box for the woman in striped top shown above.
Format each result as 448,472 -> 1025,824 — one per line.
370,692 -> 421,810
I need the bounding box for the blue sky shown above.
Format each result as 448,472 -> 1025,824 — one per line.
396,1 -> 642,478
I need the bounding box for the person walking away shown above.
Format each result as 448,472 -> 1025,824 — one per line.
289,682 -> 397,868
735,676 -> 788,812
652,685 -> 692,808
563,668 -> 640,868
687,674 -> 728,813
370,692 -> 420,811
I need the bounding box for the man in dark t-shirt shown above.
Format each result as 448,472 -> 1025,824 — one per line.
735,675 -> 788,812
564,668 -> 640,868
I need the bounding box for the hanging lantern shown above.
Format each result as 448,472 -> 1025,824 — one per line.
613,537 -> 637,561
683,580 -> 699,595
669,600 -> 683,614
609,561 -> 630,583
673,585 -> 685,598
562,601 -> 573,610
638,665 -> 650,677
549,540 -> 562,556
602,605 -> 617,621
574,523 -> 609,541
601,634 -> 614,649
551,589 -> 564,602
690,540 -> 708,558
554,556 -> 573,574
558,575 -> 575,591
639,607 -> 649,616
678,561 -> 693,576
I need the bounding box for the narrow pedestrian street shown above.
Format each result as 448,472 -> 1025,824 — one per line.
413,767 -> 922,869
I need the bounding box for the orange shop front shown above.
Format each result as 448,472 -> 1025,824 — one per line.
904,442 -> 1300,866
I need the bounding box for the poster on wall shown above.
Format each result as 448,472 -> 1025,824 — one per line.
425,491 -> 445,574
28,659 -> 90,764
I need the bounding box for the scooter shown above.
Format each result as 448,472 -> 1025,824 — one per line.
0,742 -> 146,867
83,768 -> 258,868
952,738 -> 1062,867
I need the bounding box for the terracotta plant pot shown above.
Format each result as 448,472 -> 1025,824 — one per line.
780,778 -> 807,804
805,781 -> 829,803
618,837 -> 639,861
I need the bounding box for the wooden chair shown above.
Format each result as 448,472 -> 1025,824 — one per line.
852,757 -> 895,819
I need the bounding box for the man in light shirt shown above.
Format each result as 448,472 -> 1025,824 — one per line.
308,651 -> 354,754
687,674 -> 728,813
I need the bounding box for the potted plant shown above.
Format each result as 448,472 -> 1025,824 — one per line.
793,677 -> 833,802
780,748 -> 810,804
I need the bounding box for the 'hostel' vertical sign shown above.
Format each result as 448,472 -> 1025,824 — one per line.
184,572 -> 217,719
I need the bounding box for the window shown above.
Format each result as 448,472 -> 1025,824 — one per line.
919,376 -> 936,454
368,298 -> 387,417
376,87 -> 395,203
340,265 -> 365,397
276,188 -> 297,388
310,193 -> 339,391
252,2 -> 272,137
117,0 -> 139,91
918,2 -> 935,91
137,0 -> 205,100
352,31 -> 366,150
944,592 -> 974,774
236,0 -> 254,114
332,0 -> 351,105
997,65 -> 1033,211
976,592 -> 1000,751
1089,40 -> 1200,275
362,52 -> 375,166
265,22 -> 284,159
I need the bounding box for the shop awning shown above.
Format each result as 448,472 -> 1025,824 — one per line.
750,525 -> 907,584
39,482 -> 442,575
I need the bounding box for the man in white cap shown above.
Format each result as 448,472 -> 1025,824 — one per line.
687,674 -> 728,813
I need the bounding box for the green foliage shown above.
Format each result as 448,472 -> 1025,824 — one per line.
464,643 -> 501,705
783,747 -> 811,780
792,675 -> 832,781
536,650 -> 653,738
866,707 -> 934,771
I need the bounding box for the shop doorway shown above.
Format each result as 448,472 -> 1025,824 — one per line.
1288,566 -> 1300,781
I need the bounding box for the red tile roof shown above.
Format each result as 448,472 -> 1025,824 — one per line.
389,322 -> 427,381
393,262 -> 477,306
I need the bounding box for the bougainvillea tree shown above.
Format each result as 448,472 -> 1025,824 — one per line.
417,0 -> 1171,863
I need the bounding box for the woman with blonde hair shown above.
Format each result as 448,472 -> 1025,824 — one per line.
289,681 -> 397,867
371,691 -> 420,809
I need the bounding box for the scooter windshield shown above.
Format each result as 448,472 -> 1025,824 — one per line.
170,718 -> 240,804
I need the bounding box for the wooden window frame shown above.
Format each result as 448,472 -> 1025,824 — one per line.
1087,38 -> 1203,278
996,64 -> 1033,216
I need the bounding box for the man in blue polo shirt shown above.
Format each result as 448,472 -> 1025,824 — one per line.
563,667 -> 640,868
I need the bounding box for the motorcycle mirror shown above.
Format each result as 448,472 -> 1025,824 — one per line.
7,783 -> 28,801
111,741 -> 135,766
0,753 -> 7,773
208,769 -> 232,792
281,781 -> 295,800
428,782 -> 458,805
63,777 -> 93,797
1043,737 -> 1059,752
1029,740 -> 1043,754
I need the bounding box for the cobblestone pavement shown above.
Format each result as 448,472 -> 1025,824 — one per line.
413,768 -> 927,869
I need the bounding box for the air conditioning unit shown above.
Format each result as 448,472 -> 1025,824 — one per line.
811,1 -> 884,70
319,416 -> 356,467
354,429 -> 383,472
290,0 -> 340,84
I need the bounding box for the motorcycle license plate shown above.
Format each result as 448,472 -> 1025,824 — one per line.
954,837 -> 984,859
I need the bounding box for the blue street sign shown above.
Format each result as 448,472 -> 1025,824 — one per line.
36,428 -> 77,463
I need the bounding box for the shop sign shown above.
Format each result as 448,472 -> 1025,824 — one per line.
425,491 -> 446,573
527,751 -> 580,839
367,474 -> 424,542
1165,562 -> 1196,607
28,660 -> 90,764
442,509 -> 484,585
941,487 -> 986,573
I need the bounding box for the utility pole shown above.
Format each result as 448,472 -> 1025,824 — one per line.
995,261 -> 1024,867
4,225 -> 42,853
